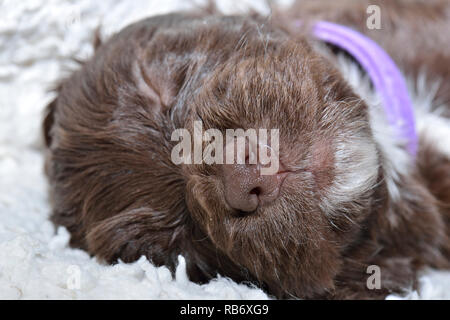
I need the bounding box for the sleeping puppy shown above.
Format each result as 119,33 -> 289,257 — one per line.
43,0 -> 450,299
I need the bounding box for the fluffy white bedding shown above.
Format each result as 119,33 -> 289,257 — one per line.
0,0 -> 449,300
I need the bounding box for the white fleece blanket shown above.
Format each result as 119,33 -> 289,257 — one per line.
0,0 -> 449,300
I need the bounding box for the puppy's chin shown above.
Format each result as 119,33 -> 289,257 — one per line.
186,179 -> 335,297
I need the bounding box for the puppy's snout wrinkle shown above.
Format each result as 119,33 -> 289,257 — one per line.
222,163 -> 285,214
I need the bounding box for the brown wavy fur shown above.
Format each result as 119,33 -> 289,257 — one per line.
43,1 -> 450,299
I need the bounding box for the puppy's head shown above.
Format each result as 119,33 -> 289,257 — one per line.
45,15 -> 382,298
180,38 -> 381,296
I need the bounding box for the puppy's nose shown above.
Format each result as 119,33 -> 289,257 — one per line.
222,164 -> 285,213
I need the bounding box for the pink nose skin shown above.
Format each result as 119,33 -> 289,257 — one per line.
222,163 -> 287,214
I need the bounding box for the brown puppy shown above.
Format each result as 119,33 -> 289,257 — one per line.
43,1 -> 450,299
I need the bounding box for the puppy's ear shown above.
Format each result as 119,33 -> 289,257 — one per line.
131,56 -> 189,114
85,208 -> 187,269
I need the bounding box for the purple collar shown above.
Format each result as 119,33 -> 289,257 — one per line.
312,21 -> 417,157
